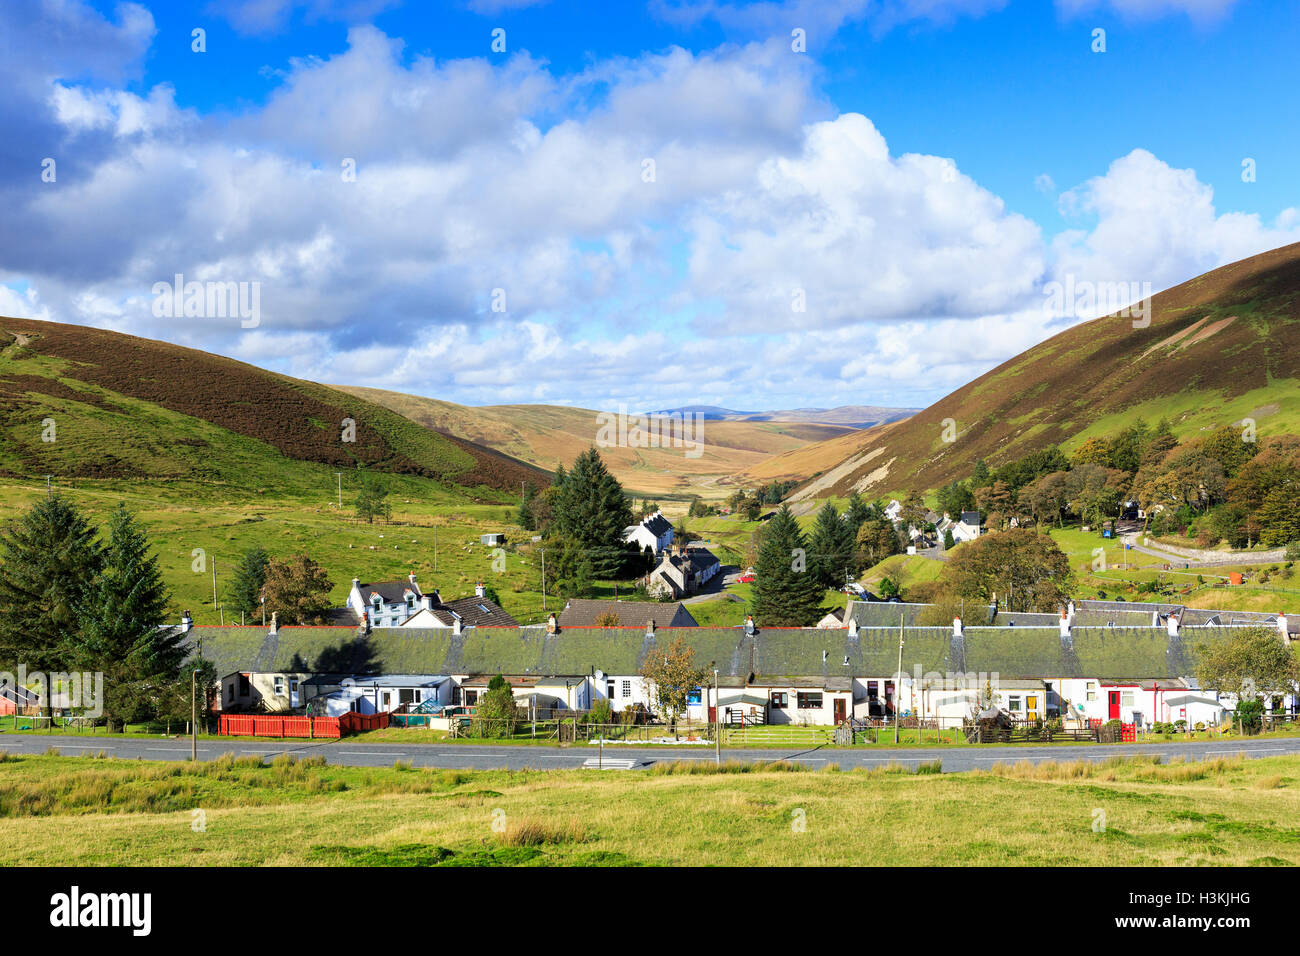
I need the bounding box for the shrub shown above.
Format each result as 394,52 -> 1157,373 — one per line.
1235,699 -> 1264,735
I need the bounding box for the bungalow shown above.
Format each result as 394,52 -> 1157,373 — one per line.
455,674 -> 591,712
622,511 -> 674,555
218,670 -> 310,713
302,675 -> 454,716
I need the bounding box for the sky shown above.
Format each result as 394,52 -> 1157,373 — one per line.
1,0 -> 1298,412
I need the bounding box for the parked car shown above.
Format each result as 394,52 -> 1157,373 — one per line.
737,574 -> 755,583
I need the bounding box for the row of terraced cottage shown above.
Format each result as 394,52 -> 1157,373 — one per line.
180,575 -> 1299,730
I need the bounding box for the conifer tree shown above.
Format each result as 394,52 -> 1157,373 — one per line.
228,546 -> 269,621
0,496 -> 103,683
551,448 -> 634,579
77,504 -> 181,728
752,505 -> 825,626
808,501 -> 855,589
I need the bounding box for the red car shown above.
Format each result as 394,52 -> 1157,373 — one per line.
737,574 -> 755,583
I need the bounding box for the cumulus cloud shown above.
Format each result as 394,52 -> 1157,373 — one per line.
1051,148 -> 1300,297
0,7 -> 1290,412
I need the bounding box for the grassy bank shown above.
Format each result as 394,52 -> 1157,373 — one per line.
1,751 -> 1299,865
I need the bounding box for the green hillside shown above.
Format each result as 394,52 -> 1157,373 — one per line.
0,318 -> 548,496
796,242 -> 1300,497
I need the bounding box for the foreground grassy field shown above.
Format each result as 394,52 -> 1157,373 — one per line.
2,751 -> 1299,866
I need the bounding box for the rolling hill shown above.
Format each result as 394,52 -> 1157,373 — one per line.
333,386 -> 859,499
0,318 -> 547,497
771,242 -> 1300,499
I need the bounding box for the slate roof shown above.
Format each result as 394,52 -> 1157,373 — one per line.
184,623 -> 1234,684
557,598 -> 696,628
643,513 -> 673,537
358,580 -> 421,603
439,595 -> 519,627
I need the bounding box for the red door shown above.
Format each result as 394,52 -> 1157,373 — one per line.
1108,691 -> 1120,720
708,706 -> 717,722
833,699 -> 846,724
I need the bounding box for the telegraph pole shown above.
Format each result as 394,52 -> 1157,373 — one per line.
190,669 -> 197,761
540,548 -> 546,612
335,472 -> 342,508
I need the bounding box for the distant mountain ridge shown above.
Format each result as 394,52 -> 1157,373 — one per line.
648,404 -> 919,428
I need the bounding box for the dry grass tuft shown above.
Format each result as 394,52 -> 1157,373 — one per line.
498,816 -> 587,847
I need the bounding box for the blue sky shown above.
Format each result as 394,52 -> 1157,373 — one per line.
2,0 -> 1297,411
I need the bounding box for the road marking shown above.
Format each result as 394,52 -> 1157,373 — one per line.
1206,748 -> 1287,754
338,750 -> 406,756
582,758 -> 636,770
435,752 -> 589,759
41,744 -> 116,750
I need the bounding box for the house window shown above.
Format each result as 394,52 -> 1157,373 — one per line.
273,678 -> 285,696
606,680 -> 615,699
238,674 -> 250,698
796,692 -> 823,709
622,680 -> 632,698
867,681 -> 879,701
771,692 -> 788,708
465,690 -> 479,706
1122,692 -> 1135,707
1008,697 -> 1022,712
400,689 -> 415,704
1086,681 -> 1097,702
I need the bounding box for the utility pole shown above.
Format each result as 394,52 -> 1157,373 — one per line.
540,548 -> 546,612
895,614 -> 905,744
433,525 -> 438,572
45,475 -> 52,497
335,472 -> 342,509
190,669 -> 197,761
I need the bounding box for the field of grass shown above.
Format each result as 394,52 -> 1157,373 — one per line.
2,750 -> 1300,865
0,475 -> 556,626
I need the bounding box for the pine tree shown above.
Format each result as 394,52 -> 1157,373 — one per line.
551,448 -> 634,579
77,504 -> 181,728
752,505 -> 825,626
808,501 -> 854,589
228,546 -> 269,621
0,496 -> 103,683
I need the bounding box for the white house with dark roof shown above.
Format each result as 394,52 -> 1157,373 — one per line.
344,576 -> 517,630
951,511 -> 982,543
622,511 -> 675,555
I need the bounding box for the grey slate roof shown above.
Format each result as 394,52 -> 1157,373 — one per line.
557,598 -> 697,628
439,595 -> 519,627
185,622 -> 1231,683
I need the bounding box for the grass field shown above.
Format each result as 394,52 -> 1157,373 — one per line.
1,751 -> 1299,865
0,475 -> 556,625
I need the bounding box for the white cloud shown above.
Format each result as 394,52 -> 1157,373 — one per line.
1051,148 -> 1300,295
1055,0 -> 1239,23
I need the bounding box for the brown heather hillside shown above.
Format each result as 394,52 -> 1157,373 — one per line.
0,318 -> 547,493
780,242 -> 1300,499
334,385 -> 857,499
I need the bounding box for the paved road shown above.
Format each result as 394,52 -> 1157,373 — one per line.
3,733 -> 1299,773
1121,532 -> 1282,569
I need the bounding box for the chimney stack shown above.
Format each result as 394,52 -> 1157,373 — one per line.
646,619 -> 656,639
953,615 -> 963,638
1167,612 -> 1180,638
475,581 -> 486,598
744,614 -> 755,636
409,572 -> 417,585
1278,612 -> 1290,643
453,614 -> 462,636
269,610 -> 278,637
1059,609 -> 1070,639
546,613 -> 557,634
181,610 -> 193,634
847,616 -> 859,638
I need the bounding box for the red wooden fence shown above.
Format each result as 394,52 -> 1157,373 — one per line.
218,714 -> 342,738
1121,722 -> 1136,742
